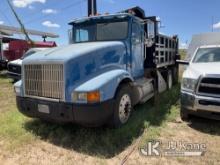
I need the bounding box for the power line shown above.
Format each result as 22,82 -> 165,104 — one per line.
18,0 -> 71,22
212,16 -> 214,32
2,0 -> 70,26
7,0 -> 33,44
0,5 -> 24,39
0,6 -> 14,26
25,0 -> 86,25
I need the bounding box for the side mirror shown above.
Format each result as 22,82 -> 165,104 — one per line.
147,20 -> 155,39
68,29 -> 73,44
145,38 -> 154,47
176,60 -> 190,65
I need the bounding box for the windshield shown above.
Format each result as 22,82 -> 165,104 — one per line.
192,48 -> 220,63
21,50 -> 38,59
73,21 -> 128,43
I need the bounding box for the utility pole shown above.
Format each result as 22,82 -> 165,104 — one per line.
88,0 -> 97,16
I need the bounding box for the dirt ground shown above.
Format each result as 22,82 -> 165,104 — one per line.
126,118 -> 220,165
1,116 -> 220,165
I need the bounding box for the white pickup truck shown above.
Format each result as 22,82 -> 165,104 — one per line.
181,45 -> 220,120
7,48 -> 48,81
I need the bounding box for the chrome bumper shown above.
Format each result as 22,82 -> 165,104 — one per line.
181,91 -> 220,113
7,71 -> 21,80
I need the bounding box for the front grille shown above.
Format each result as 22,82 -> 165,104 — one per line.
8,64 -> 21,74
198,77 -> 220,97
24,64 -> 64,100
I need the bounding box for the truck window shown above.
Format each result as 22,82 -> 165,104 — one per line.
97,22 -> 128,41
132,22 -> 142,43
74,25 -> 96,43
76,29 -> 89,42
21,49 -> 43,59
73,21 -> 128,43
193,48 -> 220,63
147,20 -> 155,39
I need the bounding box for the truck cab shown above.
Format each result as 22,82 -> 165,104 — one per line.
69,13 -> 147,77
15,7 -> 179,127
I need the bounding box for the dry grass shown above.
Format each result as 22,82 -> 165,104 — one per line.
0,70 -> 220,165
0,72 -> 16,113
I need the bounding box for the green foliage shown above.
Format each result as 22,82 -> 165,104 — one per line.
179,49 -> 187,60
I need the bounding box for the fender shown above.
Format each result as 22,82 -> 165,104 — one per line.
14,80 -> 23,97
72,69 -> 133,103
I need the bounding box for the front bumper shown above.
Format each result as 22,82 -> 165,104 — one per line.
16,96 -> 114,126
181,91 -> 220,119
7,71 -> 21,80
0,60 -> 8,70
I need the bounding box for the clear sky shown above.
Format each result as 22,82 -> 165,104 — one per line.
1,0 -> 220,48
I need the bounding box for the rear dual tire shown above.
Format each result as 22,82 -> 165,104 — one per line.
167,66 -> 179,89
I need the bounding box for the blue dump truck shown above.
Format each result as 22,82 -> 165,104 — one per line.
14,7 -> 179,127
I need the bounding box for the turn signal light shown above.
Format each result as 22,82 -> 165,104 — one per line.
87,91 -> 100,103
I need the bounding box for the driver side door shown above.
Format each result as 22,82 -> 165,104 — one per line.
131,21 -> 144,78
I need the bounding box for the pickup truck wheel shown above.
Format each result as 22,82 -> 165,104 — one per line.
180,107 -> 189,121
111,85 -> 133,128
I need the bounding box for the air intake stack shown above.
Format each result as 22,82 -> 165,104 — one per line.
88,0 -> 97,16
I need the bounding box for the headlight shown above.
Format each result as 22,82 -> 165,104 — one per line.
72,92 -> 87,102
72,91 -> 100,103
181,78 -> 197,92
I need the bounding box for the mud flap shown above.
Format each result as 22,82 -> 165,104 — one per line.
157,71 -> 167,93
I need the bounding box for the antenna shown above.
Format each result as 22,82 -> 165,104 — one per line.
6,0 -> 34,45
212,16 -> 214,32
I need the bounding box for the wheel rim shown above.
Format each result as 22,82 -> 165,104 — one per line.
168,72 -> 173,89
119,94 -> 132,124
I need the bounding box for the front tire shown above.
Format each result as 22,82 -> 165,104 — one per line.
110,85 -> 133,128
180,107 -> 189,121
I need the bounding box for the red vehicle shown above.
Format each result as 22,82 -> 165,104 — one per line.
0,25 -> 58,70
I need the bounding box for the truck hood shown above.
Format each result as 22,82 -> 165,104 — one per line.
8,59 -> 22,66
183,62 -> 220,79
22,41 -> 127,101
23,41 -> 125,64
